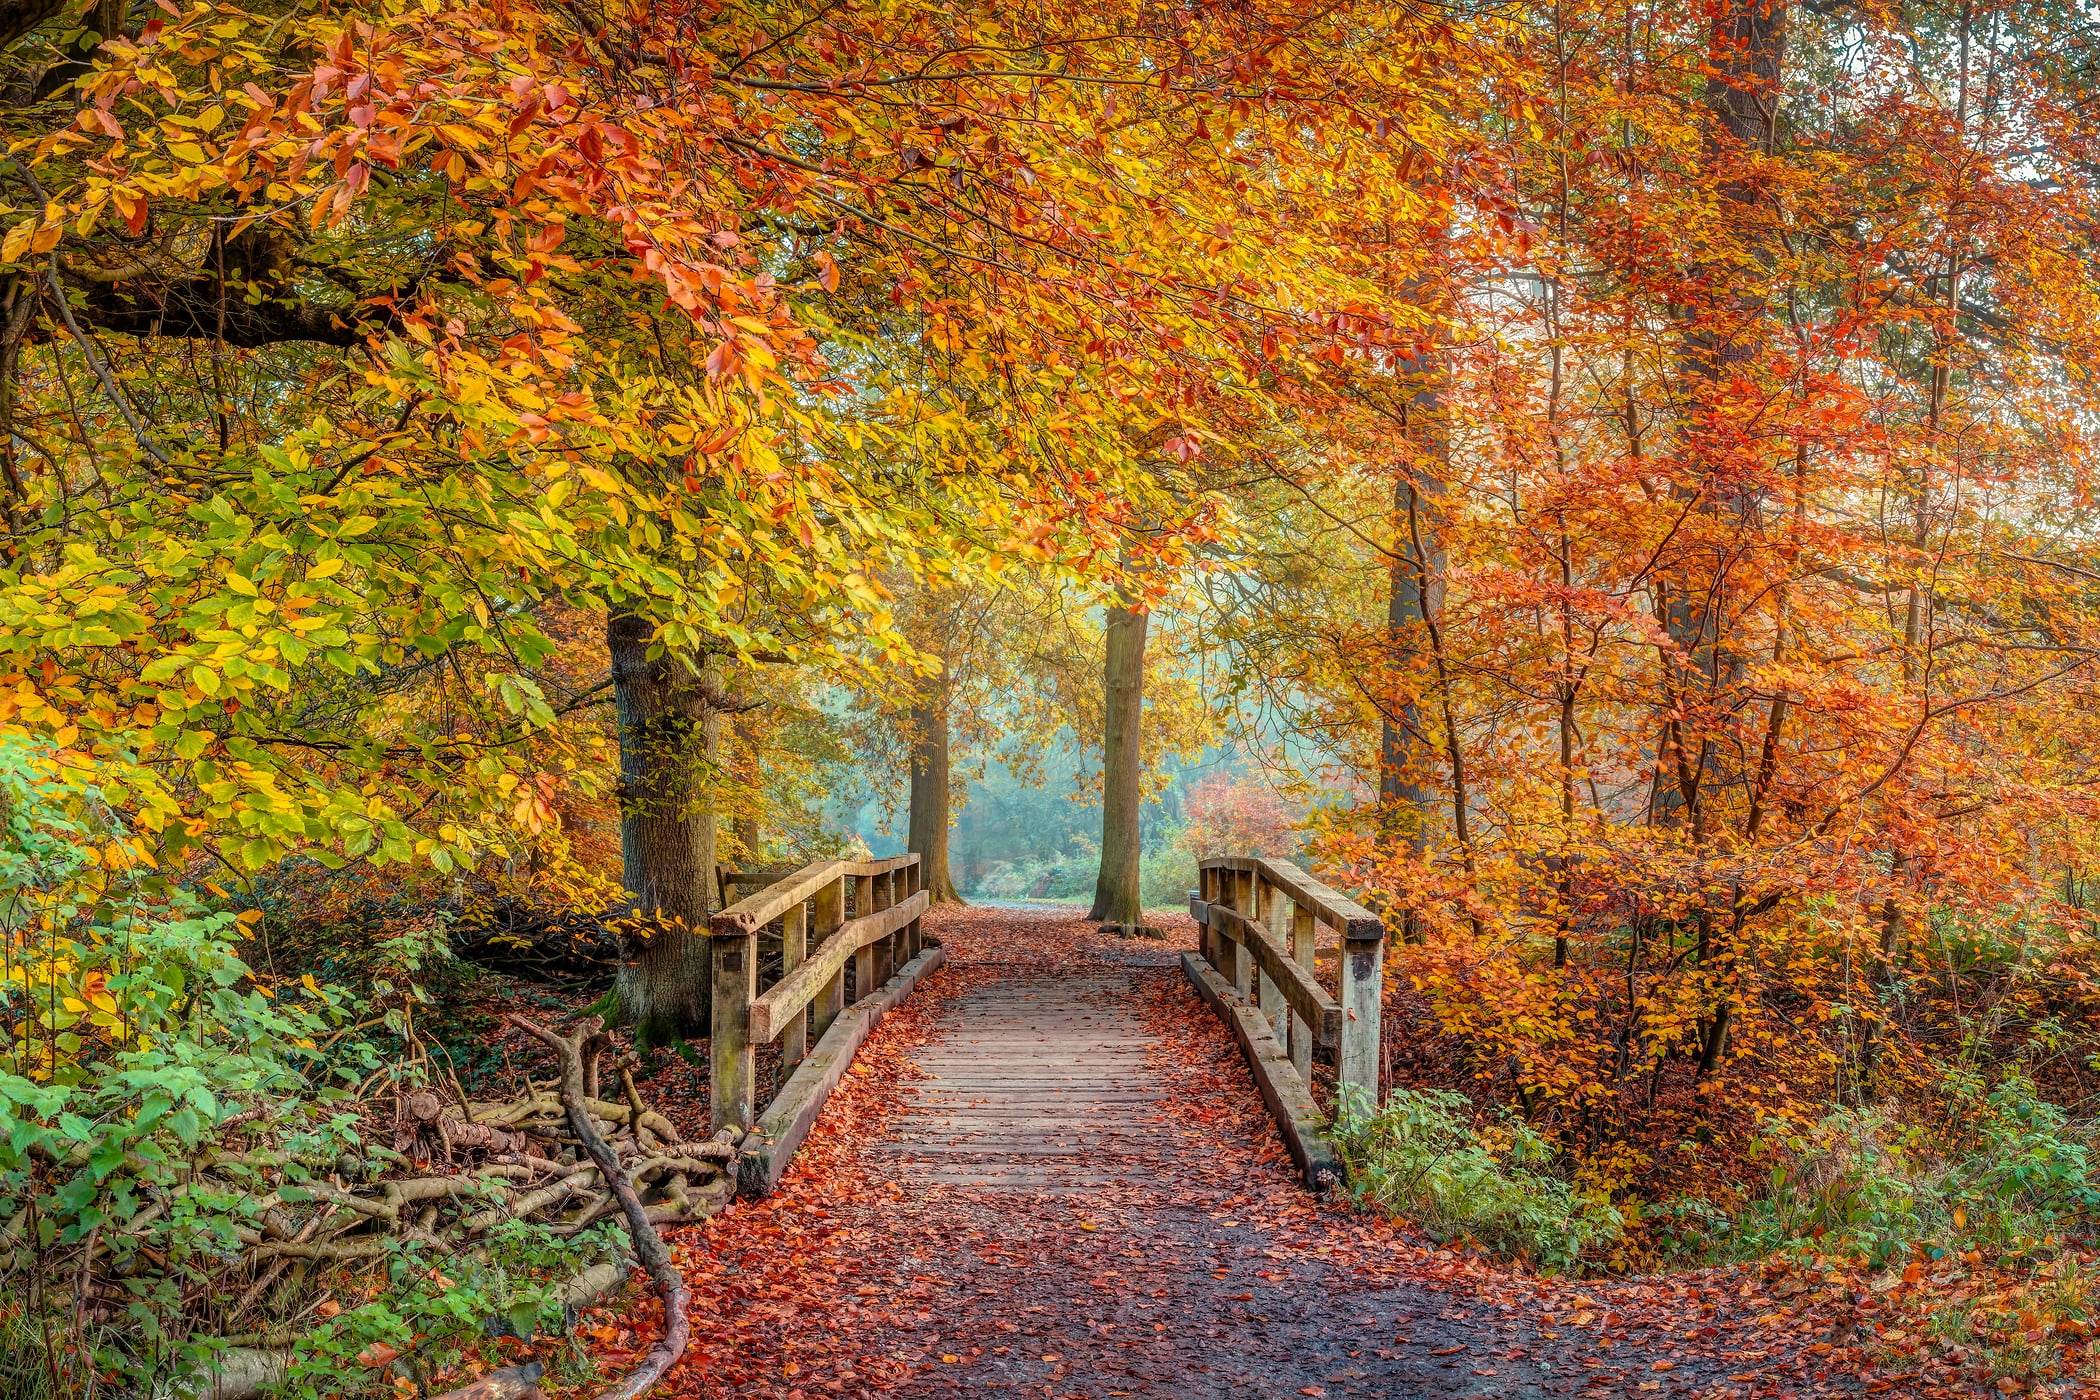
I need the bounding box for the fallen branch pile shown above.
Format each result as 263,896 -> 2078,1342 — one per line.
28,1018 -> 721,1400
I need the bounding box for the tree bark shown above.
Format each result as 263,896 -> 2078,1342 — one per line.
1088,597 -> 1148,924
907,665 -> 963,904
607,608 -> 719,1045
1378,474 -> 1442,851
1651,0 -> 1789,830
1376,268 -> 1450,864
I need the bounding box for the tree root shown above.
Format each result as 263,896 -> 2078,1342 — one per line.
501,1013 -> 693,1400
131,1019 -> 730,1400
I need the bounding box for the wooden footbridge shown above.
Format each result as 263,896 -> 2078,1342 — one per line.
703,852 -> 1386,1197
674,864 -> 1821,1398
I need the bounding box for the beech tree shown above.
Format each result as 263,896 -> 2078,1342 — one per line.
1088,595 -> 1149,925
905,660 -> 961,904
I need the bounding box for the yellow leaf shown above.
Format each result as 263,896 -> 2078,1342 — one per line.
0,218 -> 35,263
83,970 -> 117,1016
306,557 -> 344,580
225,573 -> 259,596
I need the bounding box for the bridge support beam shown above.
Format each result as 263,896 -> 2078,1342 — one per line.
853,873 -> 877,1002
781,898 -> 808,1072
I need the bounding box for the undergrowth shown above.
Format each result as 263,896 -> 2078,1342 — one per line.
1650,1075 -> 2100,1272
1337,1070 -> 2100,1297
1332,1087 -> 1623,1272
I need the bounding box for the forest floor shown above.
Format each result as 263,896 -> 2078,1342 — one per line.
526,905 -> 1962,1400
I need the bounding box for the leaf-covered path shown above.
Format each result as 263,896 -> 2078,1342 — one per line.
630,908 -> 1875,1400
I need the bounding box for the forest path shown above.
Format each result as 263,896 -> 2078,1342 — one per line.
652,908 -> 1863,1400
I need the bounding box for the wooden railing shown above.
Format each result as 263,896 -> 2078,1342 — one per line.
717,866 -> 791,908
708,853 -> 941,1194
1187,856 -> 1385,1190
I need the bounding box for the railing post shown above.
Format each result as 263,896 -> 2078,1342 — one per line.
1196,865 -> 1216,965
709,924 -> 756,1136
781,897 -> 808,1071
1259,884 -> 1288,1043
1231,867 -> 1255,1000
853,872 -> 876,1002
1339,914 -> 1385,1108
1290,901 -> 1316,1083
1212,865 -> 1238,989
813,874 -> 846,1040
871,865 -> 896,987
903,856 -> 923,962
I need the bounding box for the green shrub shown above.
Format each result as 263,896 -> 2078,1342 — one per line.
1333,1087 -> 1622,1271
1732,1077 -> 2100,1269
0,733 -> 618,1397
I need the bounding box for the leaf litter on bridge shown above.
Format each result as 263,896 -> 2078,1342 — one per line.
575,907 -> 1905,1399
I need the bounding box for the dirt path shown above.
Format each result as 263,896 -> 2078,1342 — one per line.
641,908 -> 1869,1400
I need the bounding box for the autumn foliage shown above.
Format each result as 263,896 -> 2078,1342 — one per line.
3,0 -> 2100,1391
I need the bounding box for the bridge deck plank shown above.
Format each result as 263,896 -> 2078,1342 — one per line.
880,971 -> 1171,1191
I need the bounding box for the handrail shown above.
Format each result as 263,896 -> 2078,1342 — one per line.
706,852 -> 926,1138
1202,902 -> 1342,1047
1193,853 -> 1387,1112
712,854 -> 922,935
749,891 -> 929,1042
1197,856 -> 1379,938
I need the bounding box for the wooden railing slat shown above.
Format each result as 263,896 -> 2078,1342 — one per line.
749,890 -> 931,1043
1203,903 -> 1342,1047
713,855 -> 922,935
1195,856 -> 1379,938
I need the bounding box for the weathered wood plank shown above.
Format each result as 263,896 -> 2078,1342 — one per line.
712,854 -> 921,935
1289,902 -> 1315,1083
780,900 -> 808,1070
1196,856 -> 1381,938
748,890 -> 930,1042
738,943 -> 948,1197
1203,903 -> 1342,1047
1339,930 -> 1384,1102
1180,950 -> 1344,1194
710,930 -> 755,1136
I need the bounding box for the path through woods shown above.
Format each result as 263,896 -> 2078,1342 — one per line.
608,909 -> 1873,1399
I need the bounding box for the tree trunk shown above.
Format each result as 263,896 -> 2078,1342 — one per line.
1378,475 -> 1442,851
1088,598 -> 1148,925
729,713 -> 760,871
1652,0 -> 1789,831
607,608 -> 719,1046
907,665 -> 963,905
1377,266 -> 1450,867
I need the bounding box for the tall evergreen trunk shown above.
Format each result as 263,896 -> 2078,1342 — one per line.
607,608 -> 719,1046
1088,597 -> 1148,925
907,666 -> 963,904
